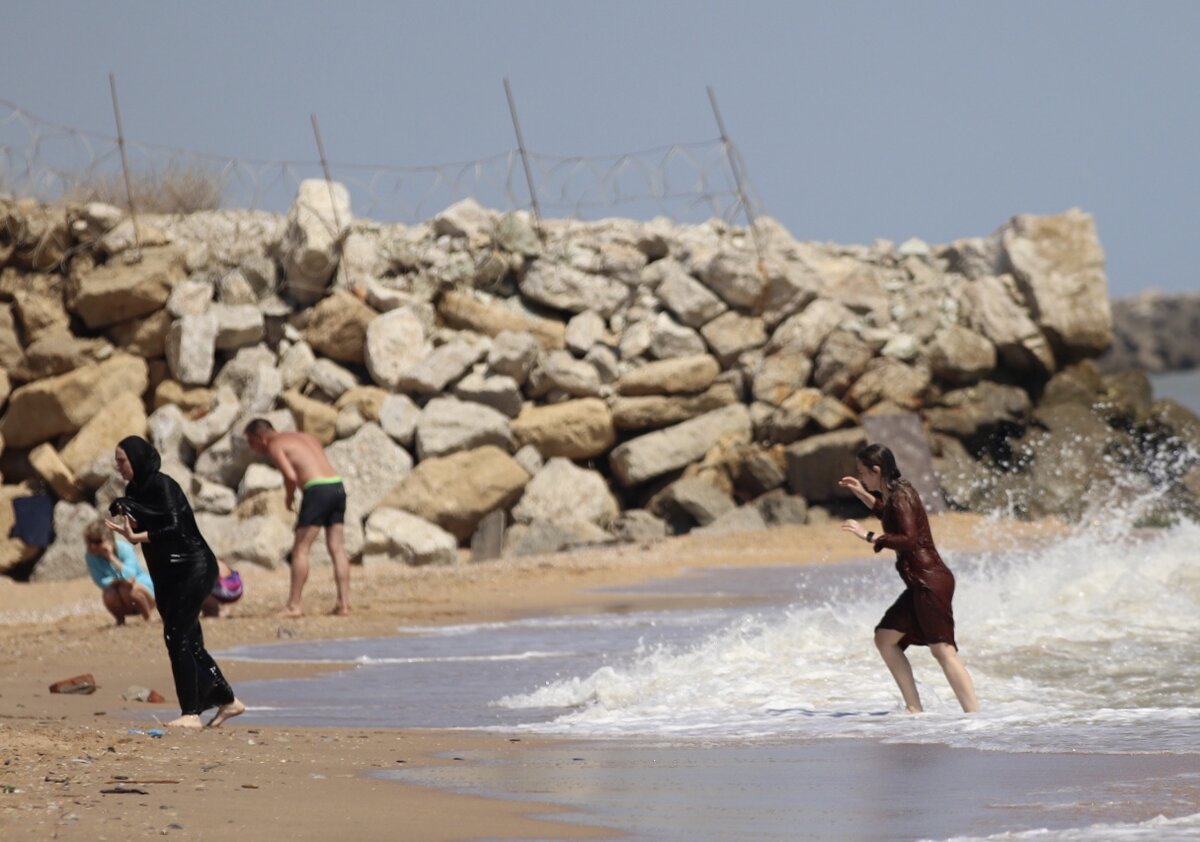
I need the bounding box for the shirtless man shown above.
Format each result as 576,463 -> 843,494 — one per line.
243,419 -> 350,616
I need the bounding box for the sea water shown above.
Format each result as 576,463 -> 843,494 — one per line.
487,514 -> 1200,755
224,510 -> 1200,755
1151,368 -> 1200,415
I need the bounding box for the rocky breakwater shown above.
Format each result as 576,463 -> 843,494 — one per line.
1101,290 -> 1200,373
1,186 -> 1197,581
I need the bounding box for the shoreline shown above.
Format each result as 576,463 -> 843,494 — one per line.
387,736 -> 1200,841
0,514 -> 1073,840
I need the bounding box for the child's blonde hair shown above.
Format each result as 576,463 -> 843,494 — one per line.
83,519 -> 112,547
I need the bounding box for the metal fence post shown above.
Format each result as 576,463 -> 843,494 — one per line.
310,113 -> 345,236
108,72 -> 140,250
503,79 -> 543,235
707,86 -> 766,274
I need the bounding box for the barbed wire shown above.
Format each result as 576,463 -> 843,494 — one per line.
0,98 -> 764,227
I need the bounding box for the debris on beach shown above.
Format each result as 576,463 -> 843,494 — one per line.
49,673 -> 97,694
127,728 -> 165,738
121,686 -> 166,703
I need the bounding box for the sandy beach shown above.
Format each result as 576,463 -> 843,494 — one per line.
1,513 -> 1164,842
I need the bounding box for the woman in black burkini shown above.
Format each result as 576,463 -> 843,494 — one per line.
839,443 -> 979,714
105,436 -> 245,728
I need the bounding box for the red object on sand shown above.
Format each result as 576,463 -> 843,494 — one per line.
147,689 -> 165,703
49,674 -> 97,694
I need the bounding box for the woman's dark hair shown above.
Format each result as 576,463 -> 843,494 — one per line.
857,443 -> 903,491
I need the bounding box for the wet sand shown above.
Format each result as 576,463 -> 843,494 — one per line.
10,514 -> 1183,841
392,739 -> 1200,841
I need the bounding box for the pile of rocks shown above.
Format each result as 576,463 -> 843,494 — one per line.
1,184 -> 1197,581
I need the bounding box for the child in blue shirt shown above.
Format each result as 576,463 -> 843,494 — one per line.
84,519 -> 155,625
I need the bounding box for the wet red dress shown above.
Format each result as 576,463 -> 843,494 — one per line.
871,482 -> 957,650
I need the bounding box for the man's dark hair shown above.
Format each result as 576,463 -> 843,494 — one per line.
243,418 -> 276,437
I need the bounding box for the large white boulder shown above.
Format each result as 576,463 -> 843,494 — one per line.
281,179 -> 351,304
362,507 -> 459,566
609,403 -> 752,486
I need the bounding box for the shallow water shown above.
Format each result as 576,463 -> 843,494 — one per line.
387,740 -> 1200,842
219,605 -> 747,729
224,515 -> 1200,756
495,518 -> 1200,755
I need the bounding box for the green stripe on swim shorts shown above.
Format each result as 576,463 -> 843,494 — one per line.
302,476 -> 343,489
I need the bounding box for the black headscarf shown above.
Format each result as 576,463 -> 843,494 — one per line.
117,435 -> 162,498
111,435 -> 170,524
110,436 -> 210,562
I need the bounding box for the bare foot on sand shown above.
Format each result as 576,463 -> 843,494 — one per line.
207,699 -> 246,728
278,605 -> 303,618
331,604 -> 351,616
166,714 -> 204,728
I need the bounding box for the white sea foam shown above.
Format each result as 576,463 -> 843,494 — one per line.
395,609 -> 732,637
351,651 -> 570,665
932,810 -> 1200,841
499,509 -> 1200,753
218,651 -> 570,666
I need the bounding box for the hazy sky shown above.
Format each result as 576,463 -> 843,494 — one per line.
2,1 -> 1197,297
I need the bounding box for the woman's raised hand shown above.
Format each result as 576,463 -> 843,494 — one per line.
838,476 -> 865,495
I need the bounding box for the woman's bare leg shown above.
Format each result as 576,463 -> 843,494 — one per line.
102,585 -> 127,625
875,628 -> 923,713
931,643 -> 980,713
129,583 -> 154,621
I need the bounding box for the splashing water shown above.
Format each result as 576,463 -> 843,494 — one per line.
499,499 -> 1200,754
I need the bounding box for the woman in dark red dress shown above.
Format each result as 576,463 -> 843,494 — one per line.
839,444 -> 979,713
